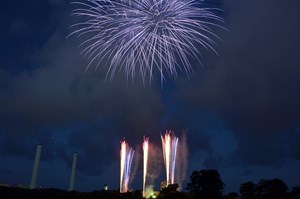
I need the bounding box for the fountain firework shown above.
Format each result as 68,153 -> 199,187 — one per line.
161,131 -> 179,185
143,137 -> 149,197
120,140 -> 135,193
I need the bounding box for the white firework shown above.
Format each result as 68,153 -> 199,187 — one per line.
69,0 -> 224,83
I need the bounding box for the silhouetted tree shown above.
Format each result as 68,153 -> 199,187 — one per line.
289,186 -> 300,199
121,190 -> 143,199
240,181 -> 255,199
186,169 -> 224,199
256,178 -> 288,199
94,189 -> 120,199
159,184 -> 191,199
224,192 -> 240,199
159,184 -> 179,199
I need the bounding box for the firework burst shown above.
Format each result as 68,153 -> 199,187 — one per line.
70,0 -> 224,83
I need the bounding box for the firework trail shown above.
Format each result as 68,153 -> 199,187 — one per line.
144,142 -> 162,198
70,0 -> 224,83
143,137 -> 149,197
161,130 -> 178,185
120,140 -> 135,193
175,133 -> 188,190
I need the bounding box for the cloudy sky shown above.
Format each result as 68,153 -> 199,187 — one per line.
0,0 -> 300,193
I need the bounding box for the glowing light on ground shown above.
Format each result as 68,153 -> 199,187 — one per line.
120,140 -> 135,193
161,130 -> 178,185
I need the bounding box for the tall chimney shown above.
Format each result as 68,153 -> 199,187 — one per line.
30,145 -> 42,189
69,153 -> 77,191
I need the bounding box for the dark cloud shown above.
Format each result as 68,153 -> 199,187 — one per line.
288,129 -> 300,159
234,133 -> 289,167
67,127 -> 117,175
0,130 -> 32,158
0,28 -> 165,176
203,154 -> 222,169
176,0 -> 300,166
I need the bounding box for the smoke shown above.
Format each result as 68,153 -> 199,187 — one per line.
175,133 -> 188,190
147,143 -> 163,186
128,144 -> 140,191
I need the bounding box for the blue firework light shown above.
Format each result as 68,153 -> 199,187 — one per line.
70,0 -> 224,82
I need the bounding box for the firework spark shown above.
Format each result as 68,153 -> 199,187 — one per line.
161,130 -> 178,185
70,0 -> 224,83
120,140 -> 135,193
143,137 -> 149,197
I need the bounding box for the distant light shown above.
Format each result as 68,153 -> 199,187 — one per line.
104,184 -> 109,191
149,192 -> 157,199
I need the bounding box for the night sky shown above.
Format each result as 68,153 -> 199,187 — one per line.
1,0 -> 300,194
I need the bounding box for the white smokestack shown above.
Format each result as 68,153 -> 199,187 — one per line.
69,153 -> 77,191
30,145 -> 42,189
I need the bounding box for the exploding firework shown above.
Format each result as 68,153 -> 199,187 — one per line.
161,130 -> 178,185
70,0 -> 224,83
143,137 -> 149,197
120,140 -> 135,193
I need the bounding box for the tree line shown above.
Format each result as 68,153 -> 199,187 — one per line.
0,169 -> 299,199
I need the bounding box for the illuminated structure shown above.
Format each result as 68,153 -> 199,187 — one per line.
69,153 -> 78,191
30,145 -> 42,189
